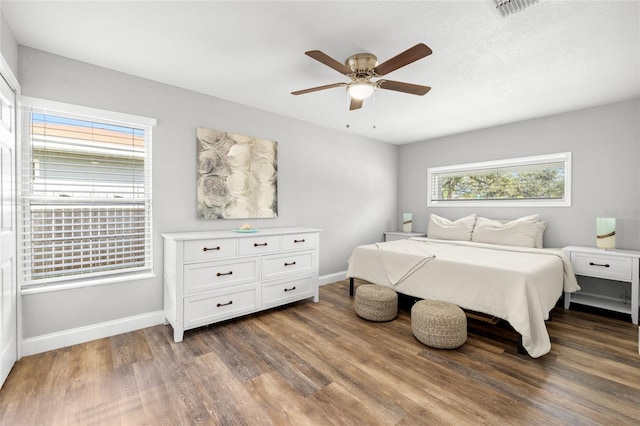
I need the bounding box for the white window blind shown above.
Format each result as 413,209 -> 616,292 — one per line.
427,152 -> 571,207
20,99 -> 154,287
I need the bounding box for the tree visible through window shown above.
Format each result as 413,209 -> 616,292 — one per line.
428,153 -> 571,207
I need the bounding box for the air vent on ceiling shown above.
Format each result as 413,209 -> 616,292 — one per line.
495,0 -> 539,17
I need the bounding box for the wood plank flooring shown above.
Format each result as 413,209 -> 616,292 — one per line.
1,279 -> 639,425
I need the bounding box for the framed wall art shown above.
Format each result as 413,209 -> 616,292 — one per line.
197,128 -> 277,219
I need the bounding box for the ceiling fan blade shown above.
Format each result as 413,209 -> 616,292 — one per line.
372,43 -> 432,76
378,80 -> 431,96
377,80 -> 431,96
291,82 -> 347,95
305,50 -> 352,75
349,98 -> 363,111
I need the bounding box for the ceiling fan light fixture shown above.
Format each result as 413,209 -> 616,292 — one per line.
347,81 -> 375,100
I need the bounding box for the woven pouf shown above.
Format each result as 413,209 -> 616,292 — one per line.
354,284 -> 398,322
411,300 -> 467,349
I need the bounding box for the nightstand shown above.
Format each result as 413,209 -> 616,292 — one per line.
384,231 -> 426,242
563,245 -> 640,325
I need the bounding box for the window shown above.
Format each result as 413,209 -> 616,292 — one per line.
20,98 -> 155,288
427,152 -> 571,207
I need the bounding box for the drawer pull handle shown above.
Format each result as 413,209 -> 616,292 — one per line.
216,271 -> 233,277
589,262 -> 610,268
216,301 -> 233,307
284,286 -> 296,292
254,242 -> 268,247
284,261 -> 296,266
203,246 -> 221,252
294,239 -> 305,243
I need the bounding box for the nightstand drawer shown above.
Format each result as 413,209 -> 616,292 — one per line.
572,252 -> 632,281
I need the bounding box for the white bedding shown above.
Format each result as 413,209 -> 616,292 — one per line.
347,238 -> 580,358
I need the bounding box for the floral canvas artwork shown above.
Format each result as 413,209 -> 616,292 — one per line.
197,128 -> 277,219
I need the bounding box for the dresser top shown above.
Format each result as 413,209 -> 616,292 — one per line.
162,227 -> 321,241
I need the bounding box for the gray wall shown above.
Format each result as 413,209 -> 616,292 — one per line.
18,46 -> 398,338
0,8 -> 18,76
398,99 -> 640,250
13,43 -> 640,341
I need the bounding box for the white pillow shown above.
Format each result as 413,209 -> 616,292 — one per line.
492,218 -> 547,248
472,214 -> 540,248
534,221 -> 546,248
427,213 -> 476,241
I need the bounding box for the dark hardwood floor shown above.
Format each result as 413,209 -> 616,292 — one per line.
1,279 -> 639,425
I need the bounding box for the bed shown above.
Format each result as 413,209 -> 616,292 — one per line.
346,214 -> 580,358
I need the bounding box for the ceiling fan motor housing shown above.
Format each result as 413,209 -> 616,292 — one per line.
345,53 -> 378,76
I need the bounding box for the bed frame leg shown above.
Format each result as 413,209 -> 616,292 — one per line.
349,277 -> 354,297
517,335 -> 528,355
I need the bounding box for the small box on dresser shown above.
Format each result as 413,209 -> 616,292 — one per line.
163,227 -> 320,342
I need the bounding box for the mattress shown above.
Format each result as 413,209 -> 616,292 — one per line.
347,238 -> 580,358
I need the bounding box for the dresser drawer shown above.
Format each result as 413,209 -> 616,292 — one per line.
263,276 -> 314,308
184,285 -> 258,328
184,258 -> 259,294
282,232 -> 317,251
262,251 -> 314,280
238,235 -> 281,255
572,252 -> 632,281
184,238 -> 237,262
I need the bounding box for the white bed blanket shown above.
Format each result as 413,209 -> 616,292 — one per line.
347,238 -> 580,358
374,239 -> 435,285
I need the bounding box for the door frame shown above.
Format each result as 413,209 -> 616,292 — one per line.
1,53 -> 21,366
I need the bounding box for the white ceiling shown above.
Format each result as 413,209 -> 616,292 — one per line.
2,1 -> 639,144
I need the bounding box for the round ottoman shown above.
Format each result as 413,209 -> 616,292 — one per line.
411,300 -> 467,349
354,284 -> 398,322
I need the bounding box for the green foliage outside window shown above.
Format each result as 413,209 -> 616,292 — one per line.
437,166 -> 564,201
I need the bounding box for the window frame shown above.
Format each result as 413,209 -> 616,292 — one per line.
19,97 -> 156,291
427,152 -> 572,207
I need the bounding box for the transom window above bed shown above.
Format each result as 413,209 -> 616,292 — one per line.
427,152 -> 571,207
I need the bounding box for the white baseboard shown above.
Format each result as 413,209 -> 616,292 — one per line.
319,271 -> 347,286
21,273 -> 349,356
21,310 -> 165,357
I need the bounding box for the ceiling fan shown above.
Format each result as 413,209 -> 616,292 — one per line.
291,43 -> 432,111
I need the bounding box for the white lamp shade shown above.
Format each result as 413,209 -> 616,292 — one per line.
596,217 -> 616,249
347,82 -> 375,100
403,213 -> 412,232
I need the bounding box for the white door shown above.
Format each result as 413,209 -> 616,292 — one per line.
0,73 -> 17,388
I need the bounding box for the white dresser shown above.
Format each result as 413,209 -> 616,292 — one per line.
163,227 -> 320,342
